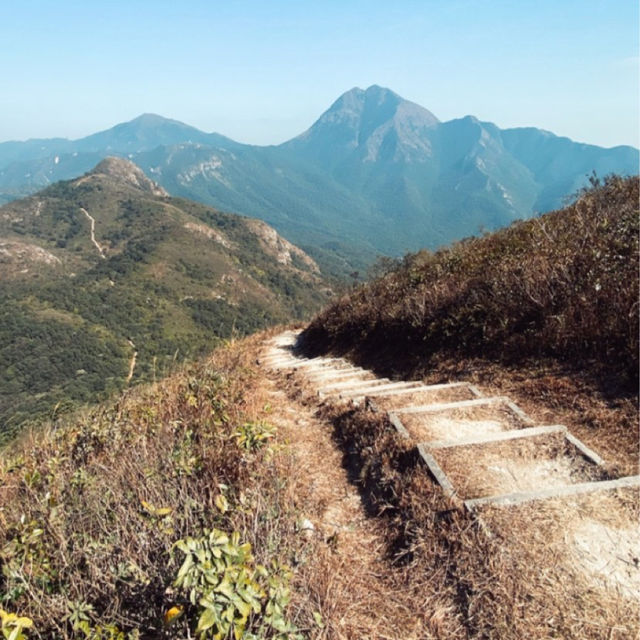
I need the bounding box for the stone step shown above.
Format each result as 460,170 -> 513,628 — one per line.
262,350 -> 293,360
366,381 -> 479,400
263,359 -> 304,369
420,429 -> 606,502
264,356 -> 339,369
305,367 -> 368,382
318,377 -> 391,394
364,382 -> 483,411
289,357 -> 346,369
464,475 -> 640,510
393,396 -> 529,421
271,336 -> 299,348
388,396 -> 533,444
421,424 -> 568,450
339,380 -> 424,399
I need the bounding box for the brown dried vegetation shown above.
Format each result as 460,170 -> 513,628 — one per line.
301,176 -> 639,390
0,332 -> 314,638
311,394 -> 639,639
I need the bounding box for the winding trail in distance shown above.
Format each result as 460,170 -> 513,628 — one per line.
126,339 -> 138,384
79,207 -> 106,259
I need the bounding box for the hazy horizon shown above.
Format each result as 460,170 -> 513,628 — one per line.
1,0 -> 638,148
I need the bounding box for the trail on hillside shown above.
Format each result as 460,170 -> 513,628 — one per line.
261,330 -> 639,639
126,339 -> 137,384
260,334 -> 458,639
79,207 -> 106,258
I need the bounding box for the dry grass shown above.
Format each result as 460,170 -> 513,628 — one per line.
306,389 -> 639,639
459,488 -> 640,639
0,329 -> 314,638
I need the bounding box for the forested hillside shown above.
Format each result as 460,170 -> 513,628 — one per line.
0,158 -> 328,440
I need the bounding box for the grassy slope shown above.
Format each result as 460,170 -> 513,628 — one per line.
0,332 -> 311,638
301,175 -> 639,391
294,180 -> 639,638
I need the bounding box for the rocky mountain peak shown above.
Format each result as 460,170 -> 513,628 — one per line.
88,157 -> 168,196
289,85 -> 440,163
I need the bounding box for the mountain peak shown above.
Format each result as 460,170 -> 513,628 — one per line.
128,113 -> 183,127
87,157 -> 168,196
288,85 -> 439,163
77,114 -> 211,153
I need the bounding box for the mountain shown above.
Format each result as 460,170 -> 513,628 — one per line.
75,113 -> 240,153
0,87 -> 637,270
0,157 -> 328,439
283,85 -> 440,165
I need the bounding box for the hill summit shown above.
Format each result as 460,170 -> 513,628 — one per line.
89,156 -> 169,195
287,85 -> 440,164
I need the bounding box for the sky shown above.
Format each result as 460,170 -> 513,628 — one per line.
0,0 -> 638,148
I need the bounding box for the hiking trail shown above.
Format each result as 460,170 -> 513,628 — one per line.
79,207 -> 106,258
260,329 -> 640,634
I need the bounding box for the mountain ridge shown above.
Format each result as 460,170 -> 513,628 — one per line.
0,86 -> 637,272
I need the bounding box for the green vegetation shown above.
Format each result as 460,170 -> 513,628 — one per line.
0,160 -> 328,441
301,175 -> 639,390
0,338 -> 303,638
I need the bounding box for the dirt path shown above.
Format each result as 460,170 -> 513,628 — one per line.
126,339 -> 137,384
260,360 -> 436,637
79,207 -> 106,258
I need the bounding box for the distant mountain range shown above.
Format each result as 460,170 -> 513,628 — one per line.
1,86 -> 637,272
0,157 -> 327,437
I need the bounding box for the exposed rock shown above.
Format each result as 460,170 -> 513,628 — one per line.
245,219 -> 319,272
183,222 -> 233,249
87,157 -> 168,196
0,238 -> 61,278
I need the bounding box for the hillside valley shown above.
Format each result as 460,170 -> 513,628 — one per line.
0,157 -> 328,440
1,86 -> 637,274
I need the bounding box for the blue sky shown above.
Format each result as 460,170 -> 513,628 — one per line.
1,0 -> 638,148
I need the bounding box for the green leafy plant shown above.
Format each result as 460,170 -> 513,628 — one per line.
0,609 -> 33,640
173,530 -> 300,639
234,421 -> 275,452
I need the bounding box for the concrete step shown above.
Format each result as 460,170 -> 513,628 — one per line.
271,335 -> 299,348
339,380 -> 424,399
305,367 -> 367,381
367,381 -> 481,399
418,429 -> 606,502
394,396 -> 530,423
311,373 -> 377,389
364,382 -> 482,411
264,356 -> 339,369
318,377 -> 391,394
421,424 -> 568,450
389,397 -> 533,443
464,475 -> 640,510
289,357 -> 345,369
